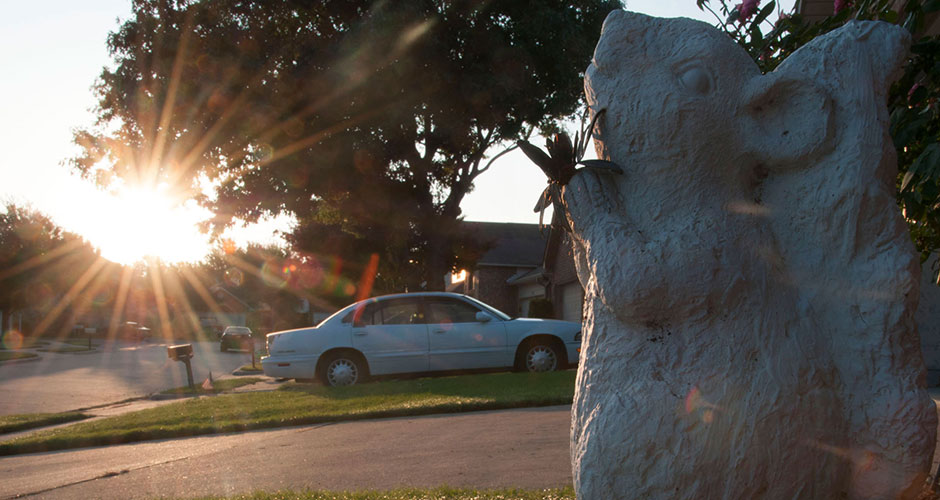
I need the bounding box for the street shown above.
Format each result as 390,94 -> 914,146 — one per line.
0,406 -> 573,499
0,340 -> 253,415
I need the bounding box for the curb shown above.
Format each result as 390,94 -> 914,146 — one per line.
0,355 -> 41,365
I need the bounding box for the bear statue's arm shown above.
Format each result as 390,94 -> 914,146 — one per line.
563,169 -> 724,327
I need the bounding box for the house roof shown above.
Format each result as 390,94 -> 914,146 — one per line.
506,266 -> 546,285
462,221 -> 547,267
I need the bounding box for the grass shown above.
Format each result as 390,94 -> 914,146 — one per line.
161,377 -> 264,395
0,351 -> 39,362
36,346 -> 96,353
187,487 -> 575,499
61,339 -> 98,348
238,363 -> 264,372
0,338 -> 49,350
0,412 -> 90,434
0,370 -> 575,456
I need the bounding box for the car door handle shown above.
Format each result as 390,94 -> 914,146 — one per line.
353,330 -> 368,336
433,329 -> 446,334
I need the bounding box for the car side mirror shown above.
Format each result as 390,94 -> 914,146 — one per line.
475,311 -> 492,323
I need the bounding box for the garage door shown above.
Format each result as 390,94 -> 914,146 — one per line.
561,282 -> 584,323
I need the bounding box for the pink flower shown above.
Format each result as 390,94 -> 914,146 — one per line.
737,0 -> 759,22
834,0 -> 853,13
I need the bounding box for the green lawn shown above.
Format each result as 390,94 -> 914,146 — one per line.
36,346 -> 96,353
0,338 -> 49,350
0,370 -> 575,456
0,412 -> 90,434
188,487 -> 575,500
61,339 -> 99,348
0,351 -> 39,362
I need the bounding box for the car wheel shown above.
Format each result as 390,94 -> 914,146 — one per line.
319,352 -> 366,387
523,341 -> 561,372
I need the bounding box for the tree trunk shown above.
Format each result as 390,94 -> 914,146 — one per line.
423,232 -> 450,291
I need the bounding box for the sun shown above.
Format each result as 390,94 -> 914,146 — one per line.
76,183 -> 212,266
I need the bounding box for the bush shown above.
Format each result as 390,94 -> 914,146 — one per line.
528,298 -> 555,319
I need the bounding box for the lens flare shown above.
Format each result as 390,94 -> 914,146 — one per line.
261,260 -> 287,288
684,386 -> 721,424
224,267 -> 244,287
1,330 -> 24,350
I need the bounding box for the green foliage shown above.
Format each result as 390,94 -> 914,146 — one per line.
698,0 -> 940,278
0,370 -> 575,455
0,203 -> 111,337
75,0 -> 621,290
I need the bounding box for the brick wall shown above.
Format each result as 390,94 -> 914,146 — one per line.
469,266 -> 521,315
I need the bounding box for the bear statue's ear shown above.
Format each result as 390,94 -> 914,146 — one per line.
739,74 -> 834,168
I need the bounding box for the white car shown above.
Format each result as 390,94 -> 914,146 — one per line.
262,292 -> 582,386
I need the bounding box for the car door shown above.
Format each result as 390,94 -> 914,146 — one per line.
350,298 -> 430,375
426,297 -> 508,370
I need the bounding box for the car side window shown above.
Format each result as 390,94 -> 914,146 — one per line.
377,300 -> 424,325
351,303 -> 379,326
427,299 -> 480,324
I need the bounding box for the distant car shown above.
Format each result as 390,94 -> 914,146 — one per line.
220,326 -> 254,352
261,292 -> 582,386
118,321 -> 150,341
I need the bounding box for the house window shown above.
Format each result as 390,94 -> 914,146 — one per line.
451,269 -> 467,284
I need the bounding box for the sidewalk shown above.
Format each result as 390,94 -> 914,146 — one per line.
0,374 -> 289,443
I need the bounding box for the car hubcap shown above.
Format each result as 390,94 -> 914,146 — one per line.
328,359 -> 358,386
526,346 -> 557,372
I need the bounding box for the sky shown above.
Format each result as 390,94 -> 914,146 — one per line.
0,0 -> 794,265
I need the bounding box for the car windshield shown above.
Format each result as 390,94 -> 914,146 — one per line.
460,295 -> 512,321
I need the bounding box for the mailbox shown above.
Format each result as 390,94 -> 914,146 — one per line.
167,344 -> 193,361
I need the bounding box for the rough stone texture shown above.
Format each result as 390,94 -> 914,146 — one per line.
566,11 -> 936,499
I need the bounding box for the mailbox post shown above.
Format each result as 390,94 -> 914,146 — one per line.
167,344 -> 195,389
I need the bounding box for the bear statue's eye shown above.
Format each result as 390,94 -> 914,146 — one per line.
677,65 -> 713,96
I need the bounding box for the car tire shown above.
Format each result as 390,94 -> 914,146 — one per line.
520,339 -> 563,373
318,351 -> 368,387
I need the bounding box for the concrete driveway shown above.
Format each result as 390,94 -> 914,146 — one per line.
0,340 -> 254,415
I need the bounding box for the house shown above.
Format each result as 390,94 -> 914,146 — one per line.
198,283 -> 251,333
542,223 -> 586,323
446,222 -> 551,318
446,219 -> 587,323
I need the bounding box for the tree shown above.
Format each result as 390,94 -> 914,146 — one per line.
74,0 -> 621,291
697,0 -> 940,278
0,203 -> 108,337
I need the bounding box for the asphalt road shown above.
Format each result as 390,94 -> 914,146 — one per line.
0,405 -> 573,499
0,340 -> 254,415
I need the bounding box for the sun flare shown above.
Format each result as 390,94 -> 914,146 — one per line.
74,184 -> 211,266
